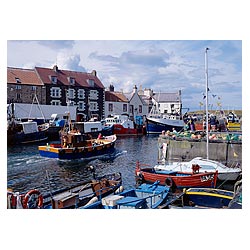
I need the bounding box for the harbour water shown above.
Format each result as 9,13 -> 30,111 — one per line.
7,135 -> 160,195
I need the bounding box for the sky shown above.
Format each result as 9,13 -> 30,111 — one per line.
7,40 -> 242,111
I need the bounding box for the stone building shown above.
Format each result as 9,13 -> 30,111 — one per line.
7,66 -> 105,121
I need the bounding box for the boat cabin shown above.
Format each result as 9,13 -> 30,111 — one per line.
61,132 -> 93,148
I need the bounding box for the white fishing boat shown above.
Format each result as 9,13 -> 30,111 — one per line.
154,157 -> 241,181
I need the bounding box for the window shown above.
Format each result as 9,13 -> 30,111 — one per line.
16,85 -> 21,90
129,105 -> 133,114
78,89 -> 85,99
108,103 -> 113,112
69,77 -> 75,85
51,100 -> 61,105
123,104 -> 127,112
50,87 -> 61,98
16,93 -> 21,99
89,102 -> 98,111
31,86 -> 37,91
139,105 -> 142,113
78,101 -> 85,111
88,79 -> 95,87
67,89 -> 75,99
89,90 -> 98,99
15,77 -> 21,83
51,76 -> 57,84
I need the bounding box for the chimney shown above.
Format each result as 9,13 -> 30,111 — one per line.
109,84 -> 114,92
133,85 -> 137,93
53,65 -> 58,72
91,70 -> 97,76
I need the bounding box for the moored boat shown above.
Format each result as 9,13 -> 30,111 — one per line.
81,181 -> 170,209
154,157 -> 241,182
181,187 -> 234,208
135,161 -> 218,189
146,115 -> 184,134
104,114 -> 146,136
7,172 -> 123,209
7,120 -> 49,145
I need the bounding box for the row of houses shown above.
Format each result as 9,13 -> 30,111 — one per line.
7,65 -> 182,122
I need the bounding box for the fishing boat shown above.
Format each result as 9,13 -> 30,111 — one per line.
180,187 -> 234,208
104,114 -> 146,136
7,172 -> 123,209
154,157 -> 241,182
81,181 -> 170,209
146,111 -> 184,134
7,120 -> 49,145
166,178 -> 242,209
135,161 -> 218,189
7,97 -> 49,145
38,131 -> 117,160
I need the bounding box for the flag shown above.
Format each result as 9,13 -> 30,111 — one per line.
234,152 -> 238,157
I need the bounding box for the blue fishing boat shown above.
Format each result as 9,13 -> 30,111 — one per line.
8,120 -> 49,145
146,115 -> 184,134
181,187 -> 234,208
81,181 -> 170,209
166,179 -> 242,209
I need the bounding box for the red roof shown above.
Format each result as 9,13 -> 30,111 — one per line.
105,91 -> 128,102
35,66 -> 104,89
7,67 -> 43,85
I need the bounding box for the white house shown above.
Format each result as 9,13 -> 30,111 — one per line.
152,90 -> 182,116
124,85 -> 148,122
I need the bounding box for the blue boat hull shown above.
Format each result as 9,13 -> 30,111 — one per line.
185,188 -> 234,208
39,144 -> 115,160
146,119 -> 184,134
8,131 -> 48,145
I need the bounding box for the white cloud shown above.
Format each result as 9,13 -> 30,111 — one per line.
55,52 -> 86,72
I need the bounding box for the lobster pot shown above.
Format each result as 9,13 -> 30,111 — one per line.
52,192 -> 78,209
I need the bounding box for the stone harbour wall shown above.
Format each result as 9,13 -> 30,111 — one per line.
158,137 -> 242,168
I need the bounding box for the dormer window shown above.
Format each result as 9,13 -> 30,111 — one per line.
15,77 -> 21,83
50,76 -> 57,84
88,79 -> 95,87
68,77 -> 75,85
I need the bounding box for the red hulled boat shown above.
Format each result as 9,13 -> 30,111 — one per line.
135,161 -> 218,189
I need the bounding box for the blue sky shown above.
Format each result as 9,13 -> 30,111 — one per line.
7,40 -> 242,111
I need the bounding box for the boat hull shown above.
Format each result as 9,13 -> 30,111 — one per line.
135,165 -> 218,188
146,117 -> 184,134
8,131 -> 48,145
113,124 -> 146,136
184,188 -> 234,208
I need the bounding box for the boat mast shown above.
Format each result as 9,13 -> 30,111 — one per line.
205,48 -> 209,159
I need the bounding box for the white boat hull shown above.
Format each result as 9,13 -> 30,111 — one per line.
154,157 -> 241,181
